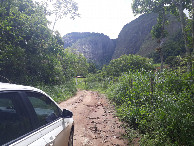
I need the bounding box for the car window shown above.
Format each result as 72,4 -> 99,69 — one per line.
0,92 -> 32,145
26,92 -> 61,128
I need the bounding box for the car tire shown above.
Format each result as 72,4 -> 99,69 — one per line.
68,129 -> 74,146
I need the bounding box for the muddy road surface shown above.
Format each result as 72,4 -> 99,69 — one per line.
59,90 -> 128,146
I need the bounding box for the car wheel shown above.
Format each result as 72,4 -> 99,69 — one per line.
68,129 -> 74,146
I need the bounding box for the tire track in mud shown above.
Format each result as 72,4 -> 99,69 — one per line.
59,90 -> 128,146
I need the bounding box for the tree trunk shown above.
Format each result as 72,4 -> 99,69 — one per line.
160,39 -> 164,73
160,9 -> 165,73
178,0 -> 191,72
52,12 -> 59,31
192,0 -> 194,74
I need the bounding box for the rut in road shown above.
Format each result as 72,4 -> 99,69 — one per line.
59,90 -> 128,146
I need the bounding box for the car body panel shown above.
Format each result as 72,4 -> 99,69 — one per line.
0,82 -> 74,146
9,118 -> 73,146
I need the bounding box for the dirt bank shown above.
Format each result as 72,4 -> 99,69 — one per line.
59,90 -> 128,146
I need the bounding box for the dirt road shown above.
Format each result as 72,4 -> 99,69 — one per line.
59,90 -> 128,146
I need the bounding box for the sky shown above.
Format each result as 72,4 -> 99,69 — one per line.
47,0 -> 136,39
36,0 -> 189,39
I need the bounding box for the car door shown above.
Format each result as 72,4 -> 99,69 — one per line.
10,91 -> 72,146
0,91 -> 33,146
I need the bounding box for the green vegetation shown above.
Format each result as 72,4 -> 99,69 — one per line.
102,54 -> 154,77
0,0 -> 87,101
75,78 -> 87,90
149,31 -> 186,64
1,0 -> 194,145
132,0 -> 193,73
37,80 -> 77,103
81,54 -> 194,145
110,71 -> 193,145
63,32 -> 115,68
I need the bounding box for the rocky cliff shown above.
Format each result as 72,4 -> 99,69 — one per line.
112,13 -> 181,59
62,32 -> 115,68
62,13 -> 182,66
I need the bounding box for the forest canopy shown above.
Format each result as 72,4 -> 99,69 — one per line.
0,0 -> 87,85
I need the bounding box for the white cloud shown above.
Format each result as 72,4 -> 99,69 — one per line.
49,0 -> 136,39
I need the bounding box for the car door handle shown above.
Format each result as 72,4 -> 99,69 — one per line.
45,136 -> 55,146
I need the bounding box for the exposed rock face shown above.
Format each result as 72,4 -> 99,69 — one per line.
112,13 -> 158,59
63,32 -> 115,67
62,14 -> 182,66
112,13 -> 181,59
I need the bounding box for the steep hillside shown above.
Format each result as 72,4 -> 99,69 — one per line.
112,13 -> 158,59
112,13 -> 181,59
63,32 -> 115,68
62,14 -> 182,66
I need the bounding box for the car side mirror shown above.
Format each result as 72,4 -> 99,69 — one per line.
62,109 -> 73,118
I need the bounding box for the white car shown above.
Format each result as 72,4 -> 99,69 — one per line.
0,82 -> 74,146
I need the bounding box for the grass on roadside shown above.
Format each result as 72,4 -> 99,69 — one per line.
36,80 -> 77,103
75,77 -> 87,90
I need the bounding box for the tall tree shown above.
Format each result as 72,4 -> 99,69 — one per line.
170,0 -> 192,72
192,0 -> 194,75
151,11 -> 167,72
132,0 -> 193,73
0,0 -> 75,84
132,0 -> 168,72
62,48 -> 89,77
